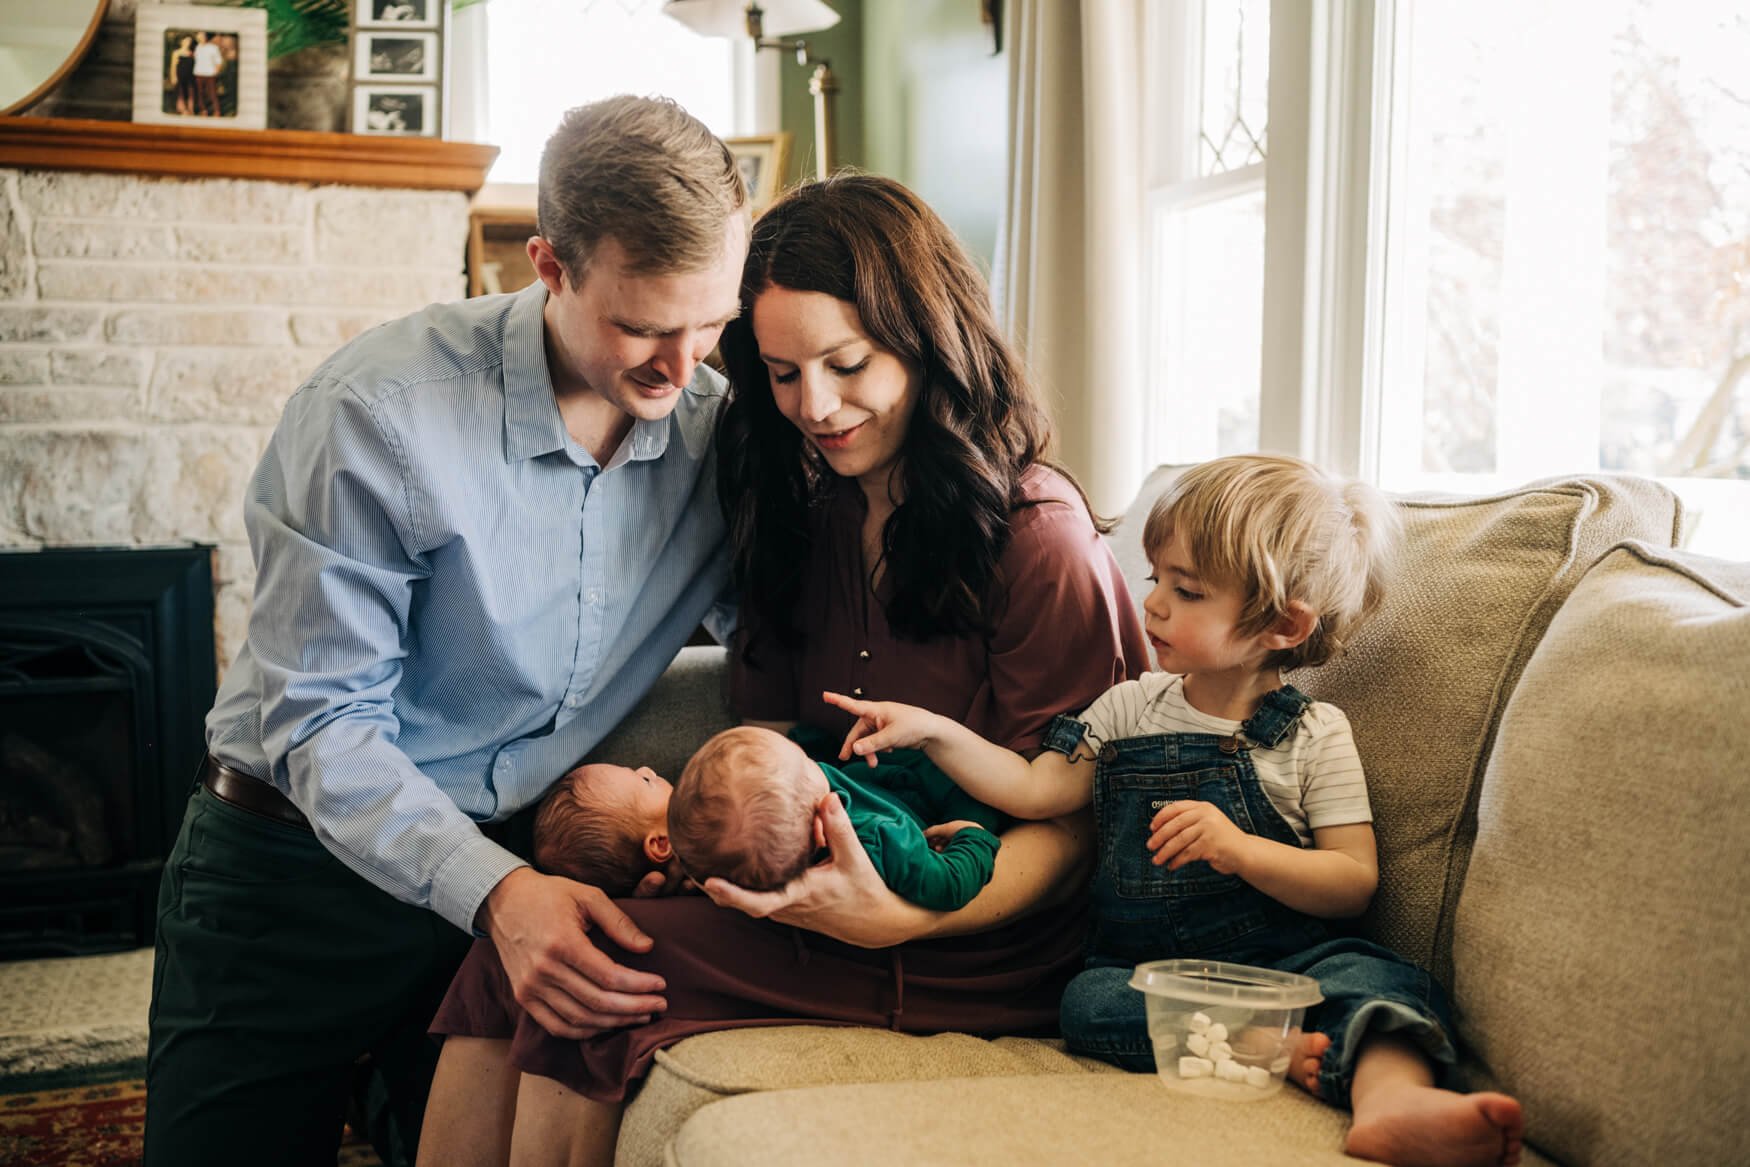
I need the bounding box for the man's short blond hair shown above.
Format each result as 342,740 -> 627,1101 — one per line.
537,94 -> 748,277
671,727 -> 816,892
1141,454 -> 1401,669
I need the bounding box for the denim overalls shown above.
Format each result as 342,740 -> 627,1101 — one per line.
1045,684 -> 1458,1107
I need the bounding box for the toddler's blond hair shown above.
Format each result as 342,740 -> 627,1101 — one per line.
1141,454 -> 1400,669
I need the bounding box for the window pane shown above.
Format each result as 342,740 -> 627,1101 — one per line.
1378,0 -> 1750,558
1199,0 -> 1270,175
482,0 -> 737,184
1151,189 -> 1265,462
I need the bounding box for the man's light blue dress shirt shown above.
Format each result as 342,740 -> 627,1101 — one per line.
207,282 -> 733,932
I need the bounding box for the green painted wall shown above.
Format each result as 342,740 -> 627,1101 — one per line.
780,0 -> 1007,270
778,0 -> 865,187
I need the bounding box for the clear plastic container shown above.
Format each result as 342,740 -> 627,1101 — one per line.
1128,959 -> 1324,1100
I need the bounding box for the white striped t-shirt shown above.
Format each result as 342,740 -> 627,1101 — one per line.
1076,673 -> 1372,846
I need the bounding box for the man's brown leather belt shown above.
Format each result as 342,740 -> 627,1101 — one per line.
201,755 -> 311,831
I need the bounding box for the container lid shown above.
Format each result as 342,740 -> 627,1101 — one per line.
1128,959 -> 1324,1009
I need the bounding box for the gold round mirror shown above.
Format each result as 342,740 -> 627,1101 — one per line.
0,0 -> 110,116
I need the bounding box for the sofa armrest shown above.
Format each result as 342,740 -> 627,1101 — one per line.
588,645 -> 733,779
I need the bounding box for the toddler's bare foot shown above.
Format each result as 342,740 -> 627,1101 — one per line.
1290,1030 -> 1332,1096
1345,1082 -> 1524,1167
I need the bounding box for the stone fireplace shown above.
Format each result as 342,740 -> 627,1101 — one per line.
0,166 -> 471,667
0,131 -> 490,956
0,545 -> 213,959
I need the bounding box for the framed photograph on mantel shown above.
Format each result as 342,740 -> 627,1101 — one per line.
132,3 -> 267,130
360,0 -> 440,29
355,31 -> 439,83
353,85 -> 436,137
348,0 -> 445,136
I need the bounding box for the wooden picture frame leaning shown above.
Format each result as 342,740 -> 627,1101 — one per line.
726,133 -> 793,215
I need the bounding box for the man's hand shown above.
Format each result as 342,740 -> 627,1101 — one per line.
924,820 -> 985,852
1146,800 -> 1257,875
475,867 -> 667,1039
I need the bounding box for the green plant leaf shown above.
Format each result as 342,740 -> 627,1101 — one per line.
238,0 -> 350,59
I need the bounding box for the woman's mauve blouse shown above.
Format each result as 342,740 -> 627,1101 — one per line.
733,464 -> 1149,753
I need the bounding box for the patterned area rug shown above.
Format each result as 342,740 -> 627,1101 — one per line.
0,1075 -> 384,1167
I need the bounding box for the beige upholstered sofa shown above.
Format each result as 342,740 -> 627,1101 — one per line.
588,469 -> 1749,1166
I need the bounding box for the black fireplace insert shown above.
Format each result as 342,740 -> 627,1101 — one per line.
0,545 -> 215,960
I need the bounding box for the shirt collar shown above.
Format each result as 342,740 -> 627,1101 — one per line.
501,281 -> 675,467
503,282 -> 566,463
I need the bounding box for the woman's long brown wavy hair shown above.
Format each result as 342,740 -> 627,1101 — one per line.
717,174 -> 1084,649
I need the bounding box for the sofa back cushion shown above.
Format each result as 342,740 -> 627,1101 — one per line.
1108,468 -> 1682,981
1449,542 -> 1750,1165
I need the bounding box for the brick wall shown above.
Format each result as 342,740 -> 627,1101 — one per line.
0,168 -> 469,671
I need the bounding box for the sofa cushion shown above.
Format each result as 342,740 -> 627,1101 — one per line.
667,1073 -> 1559,1167
617,1028 -> 1110,1167
1112,468 -> 1683,981
1450,542 -> 1750,1166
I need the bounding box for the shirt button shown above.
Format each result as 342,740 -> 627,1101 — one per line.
852,687 -> 864,697
585,589 -> 602,605
565,695 -> 580,708
858,649 -> 870,660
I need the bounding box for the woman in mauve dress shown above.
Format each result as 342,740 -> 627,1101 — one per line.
421,175 -> 1149,1165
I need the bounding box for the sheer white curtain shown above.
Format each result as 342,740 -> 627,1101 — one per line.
997,0 -> 1148,513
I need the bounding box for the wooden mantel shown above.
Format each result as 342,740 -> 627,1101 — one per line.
0,116 -> 499,193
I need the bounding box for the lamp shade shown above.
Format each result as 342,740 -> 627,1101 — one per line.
663,0 -> 841,40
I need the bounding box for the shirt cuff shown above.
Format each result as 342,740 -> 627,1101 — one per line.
430,833 -> 529,936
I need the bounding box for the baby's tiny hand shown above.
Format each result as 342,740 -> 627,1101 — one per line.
924,820 -> 985,851
1146,800 -> 1253,875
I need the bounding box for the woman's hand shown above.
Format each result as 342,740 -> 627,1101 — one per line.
822,690 -> 949,765
702,789 -> 933,947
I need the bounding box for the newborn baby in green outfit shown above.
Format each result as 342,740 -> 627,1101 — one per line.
533,725 -> 1005,911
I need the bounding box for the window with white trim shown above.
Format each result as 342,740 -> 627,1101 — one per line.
1150,0 -> 1749,559
1144,0 -> 1272,466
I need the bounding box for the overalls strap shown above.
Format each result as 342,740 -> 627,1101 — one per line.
1239,684 -> 1313,749
1042,712 -> 1091,757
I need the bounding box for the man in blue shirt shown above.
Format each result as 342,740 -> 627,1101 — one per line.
144,95 -> 749,1167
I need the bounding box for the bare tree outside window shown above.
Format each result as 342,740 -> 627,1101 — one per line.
1384,0 -> 1749,555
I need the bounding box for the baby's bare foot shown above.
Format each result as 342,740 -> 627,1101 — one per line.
1291,1030 -> 1331,1096
1345,1083 -> 1524,1167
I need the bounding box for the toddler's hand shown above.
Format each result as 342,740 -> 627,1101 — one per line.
1147,800 -> 1254,875
924,820 -> 985,851
821,691 -> 943,766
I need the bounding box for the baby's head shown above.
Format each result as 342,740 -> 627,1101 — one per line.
669,726 -> 830,891
1142,454 -> 1400,670
532,762 -> 674,895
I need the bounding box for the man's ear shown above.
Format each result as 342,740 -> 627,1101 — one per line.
527,235 -> 567,295
1261,601 -> 1318,651
645,830 -> 672,864
812,812 -> 827,851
